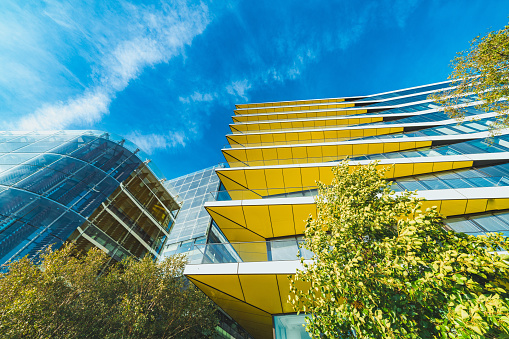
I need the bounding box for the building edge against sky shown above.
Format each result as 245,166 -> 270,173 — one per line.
183,80 -> 509,338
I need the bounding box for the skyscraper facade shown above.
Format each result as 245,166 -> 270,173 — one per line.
0,130 -> 180,267
184,81 -> 509,338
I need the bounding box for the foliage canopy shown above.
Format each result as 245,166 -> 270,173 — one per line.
0,245 -> 218,339
290,161 -> 509,338
431,22 -> 509,130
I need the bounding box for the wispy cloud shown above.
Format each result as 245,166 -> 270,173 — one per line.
226,79 -> 251,102
126,130 -> 187,154
8,0 -> 210,130
179,91 -> 215,104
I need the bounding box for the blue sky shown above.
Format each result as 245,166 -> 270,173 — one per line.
1,0 -> 509,179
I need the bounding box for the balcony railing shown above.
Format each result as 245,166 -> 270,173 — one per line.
188,239 -> 314,265
212,186 -> 318,201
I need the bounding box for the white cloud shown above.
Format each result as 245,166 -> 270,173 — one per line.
226,79 -> 252,101
126,130 -> 187,154
179,91 -> 215,104
9,0 -> 211,130
18,89 -> 110,130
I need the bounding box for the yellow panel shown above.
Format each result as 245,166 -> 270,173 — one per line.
400,142 -> 416,151
244,169 -> 267,190
368,143 -> 384,154
486,198 -> 509,211
228,135 -> 247,145
413,162 -> 434,176
207,206 -> 246,227
350,129 -> 364,138
229,190 -> 260,200
232,242 -> 268,262
269,204 -> 296,237
281,167 -> 302,188
217,172 -> 247,192
217,169 -> 247,187
322,145 -> 338,157
453,161 -> 474,169
486,198 -> 509,212
188,278 -> 273,339
311,131 -> 325,140
352,143 -> 368,156
299,131 -> 312,142
239,274 -> 283,314
220,228 -> 265,243
291,146 -> 308,160
301,167 -> 320,187
293,204 -> 316,234
192,275 -> 245,301
433,161 -> 453,172
362,128 -> 377,137
286,133 -> 299,142
223,151 -> 245,167
393,163 -> 414,178
324,130 -> 337,140
273,133 -> 286,143
224,149 -> 247,162
245,148 -> 263,162
246,134 -> 261,145
384,142 -> 400,153
258,149 -> 276,165
276,274 -> 296,313
260,134 -> 274,144
306,146 -> 322,160
277,147 -> 293,161
440,200 -> 467,217
318,166 -> 334,185
465,199 -> 488,214
265,168 -> 285,190
243,205 -> 274,238
292,121 -> 305,129
416,141 -> 432,148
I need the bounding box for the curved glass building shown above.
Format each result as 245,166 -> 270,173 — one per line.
0,130 -> 180,267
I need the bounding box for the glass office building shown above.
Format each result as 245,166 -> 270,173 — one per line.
183,80 -> 509,338
0,130 -> 180,268
162,165 -> 251,339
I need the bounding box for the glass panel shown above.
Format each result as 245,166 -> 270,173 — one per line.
445,218 -> 482,233
274,314 -> 311,339
269,239 -> 299,261
471,214 -> 509,232
0,153 -> 37,165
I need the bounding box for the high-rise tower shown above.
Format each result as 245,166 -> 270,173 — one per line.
184,81 -> 509,338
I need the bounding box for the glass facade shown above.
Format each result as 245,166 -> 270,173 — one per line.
445,210 -> 509,237
350,133 -> 509,161
356,81 -> 451,102
392,162 -> 509,192
0,130 -> 180,267
161,165 -> 223,261
273,314 -> 310,339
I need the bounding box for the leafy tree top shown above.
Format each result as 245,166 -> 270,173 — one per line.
291,161 -> 509,339
431,22 -> 509,131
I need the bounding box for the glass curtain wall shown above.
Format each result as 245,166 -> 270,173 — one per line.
0,130 -> 179,267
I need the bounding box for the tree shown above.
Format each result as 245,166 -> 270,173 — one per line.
290,161 -> 509,338
0,245 -> 218,339
431,23 -> 509,130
